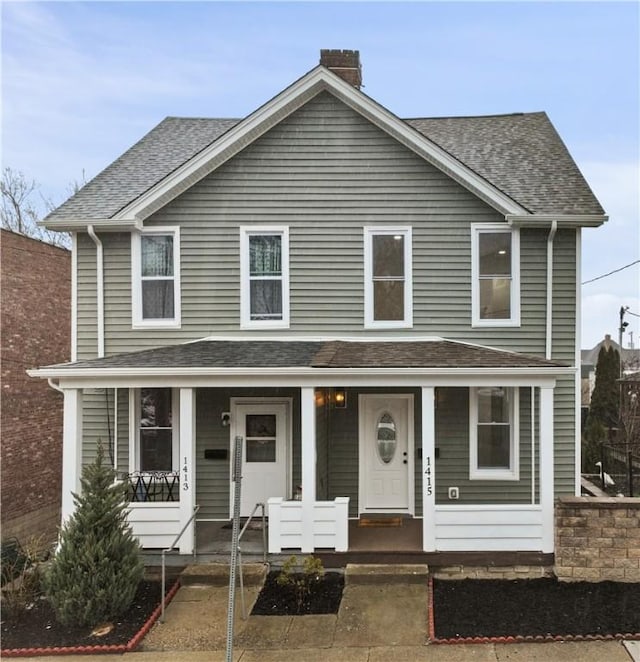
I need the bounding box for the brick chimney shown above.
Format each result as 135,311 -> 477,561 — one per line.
320,49 -> 362,89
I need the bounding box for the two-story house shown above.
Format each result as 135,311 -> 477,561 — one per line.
32,50 -> 606,561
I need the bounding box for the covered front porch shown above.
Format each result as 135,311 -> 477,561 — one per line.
32,339 -> 571,558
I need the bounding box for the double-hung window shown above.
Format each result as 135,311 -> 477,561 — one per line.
364,227 -> 413,328
132,227 -> 181,328
471,224 -> 519,326
134,388 -> 178,472
240,226 -> 289,328
469,386 -> 519,480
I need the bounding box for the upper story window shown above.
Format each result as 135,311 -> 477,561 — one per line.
240,226 -> 290,329
469,386 -> 519,481
471,224 -> 520,327
364,227 -> 413,328
132,227 -> 181,328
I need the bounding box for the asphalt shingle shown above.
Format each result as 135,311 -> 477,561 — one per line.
47,340 -> 567,371
45,102 -> 604,223
46,117 -> 238,221
406,113 -> 604,216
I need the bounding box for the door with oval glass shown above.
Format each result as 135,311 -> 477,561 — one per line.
359,394 -> 414,513
230,400 -> 290,517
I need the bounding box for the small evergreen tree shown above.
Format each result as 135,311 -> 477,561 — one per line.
44,442 -> 143,627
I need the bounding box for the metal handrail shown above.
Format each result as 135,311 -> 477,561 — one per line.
238,501 -> 267,563
160,504 -> 200,623
237,502 -> 267,620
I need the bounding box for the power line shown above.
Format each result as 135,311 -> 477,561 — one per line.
582,259 -> 640,285
627,310 -> 640,318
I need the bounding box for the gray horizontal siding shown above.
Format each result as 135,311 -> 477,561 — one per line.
81,388 -> 122,471
75,93 -> 578,363
73,89 -> 579,502
434,387 -> 536,505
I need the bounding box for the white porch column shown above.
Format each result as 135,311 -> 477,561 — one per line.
61,388 -> 83,525
539,386 -> 555,553
179,387 -> 196,554
421,387 -> 436,552
300,387 -> 316,553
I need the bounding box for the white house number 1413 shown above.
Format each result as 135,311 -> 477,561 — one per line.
182,457 -> 189,490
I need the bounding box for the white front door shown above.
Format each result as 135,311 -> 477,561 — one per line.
231,400 -> 290,517
359,394 -> 414,513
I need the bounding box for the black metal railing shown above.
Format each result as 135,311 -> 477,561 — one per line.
125,471 -> 180,502
598,444 -> 640,497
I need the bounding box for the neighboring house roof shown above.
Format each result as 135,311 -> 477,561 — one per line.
44,67 -> 604,226
35,339 -> 568,375
581,337 -> 640,372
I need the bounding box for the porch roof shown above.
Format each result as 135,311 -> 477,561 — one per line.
36,339 -> 568,374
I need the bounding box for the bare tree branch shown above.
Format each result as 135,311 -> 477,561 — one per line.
1,167 -> 73,248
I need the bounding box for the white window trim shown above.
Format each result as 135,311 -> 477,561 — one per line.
469,386 -> 520,481
131,226 -> 181,329
128,387 -> 180,473
471,223 -> 520,327
240,226 -> 290,329
364,226 -> 413,329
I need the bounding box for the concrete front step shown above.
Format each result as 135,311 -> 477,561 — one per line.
345,563 -> 429,585
180,562 -> 268,586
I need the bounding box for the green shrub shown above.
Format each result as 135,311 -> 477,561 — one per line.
44,442 -> 144,627
1,535 -> 50,619
276,555 -> 324,610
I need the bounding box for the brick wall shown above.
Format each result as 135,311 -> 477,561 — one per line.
555,496 -> 640,582
1,229 -> 71,543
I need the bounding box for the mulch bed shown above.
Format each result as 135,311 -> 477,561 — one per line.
432,577 -> 640,641
251,570 -> 344,615
1,579 -> 179,655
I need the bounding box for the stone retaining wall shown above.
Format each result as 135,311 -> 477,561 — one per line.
433,565 -> 553,580
555,496 -> 640,582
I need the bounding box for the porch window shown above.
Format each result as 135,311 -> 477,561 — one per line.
136,388 -> 178,472
364,227 -> 413,328
240,226 -> 290,328
469,387 -> 519,480
471,224 -> 520,327
126,388 -> 180,502
132,227 -> 181,328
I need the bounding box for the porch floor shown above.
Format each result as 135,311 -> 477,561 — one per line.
193,516 -> 423,557
150,518 -> 552,569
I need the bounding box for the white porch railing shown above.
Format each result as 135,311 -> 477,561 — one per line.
267,497 -> 349,553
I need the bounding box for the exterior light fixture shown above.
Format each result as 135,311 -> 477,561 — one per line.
334,388 -> 347,408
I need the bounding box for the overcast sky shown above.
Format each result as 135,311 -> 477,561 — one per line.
3,1 -> 639,350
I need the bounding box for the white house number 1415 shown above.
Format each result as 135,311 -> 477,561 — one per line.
425,457 -> 433,496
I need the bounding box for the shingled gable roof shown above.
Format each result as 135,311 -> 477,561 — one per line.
44,65 -> 605,229
33,339 -> 568,377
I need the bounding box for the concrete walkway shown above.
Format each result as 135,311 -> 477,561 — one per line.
16,564 -> 638,661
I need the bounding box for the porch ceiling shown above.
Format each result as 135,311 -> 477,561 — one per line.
32,338 -> 569,380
